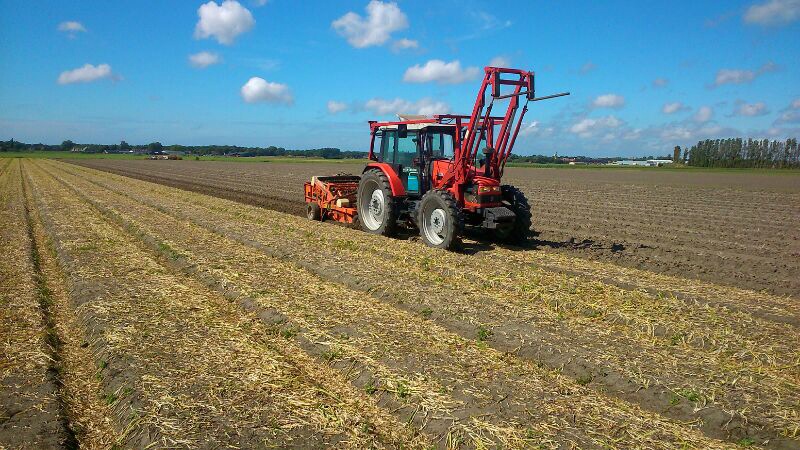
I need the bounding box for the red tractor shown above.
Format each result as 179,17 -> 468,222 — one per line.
305,66 -> 568,250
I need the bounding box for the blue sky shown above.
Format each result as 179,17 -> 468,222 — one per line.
1,0 -> 799,156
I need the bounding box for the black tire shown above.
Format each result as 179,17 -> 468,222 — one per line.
306,202 -> 321,221
357,169 -> 399,236
417,189 -> 463,250
494,185 -> 532,244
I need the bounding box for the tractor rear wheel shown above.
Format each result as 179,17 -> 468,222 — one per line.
418,189 -> 463,250
306,202 -> 321,221
494,185 -> 532,245
357,169 -> 399,236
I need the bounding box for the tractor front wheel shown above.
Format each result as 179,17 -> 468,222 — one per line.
494,185 -> 532,245
357,169 -> 399,236
418,190 -> 463,250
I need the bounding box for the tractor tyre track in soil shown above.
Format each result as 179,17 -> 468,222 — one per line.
46,160 -> 800,448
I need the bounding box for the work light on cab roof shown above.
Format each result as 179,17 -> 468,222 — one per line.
304,66 -> 569,250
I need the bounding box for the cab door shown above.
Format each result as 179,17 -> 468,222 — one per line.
376,128 -> 423,196
393,130 -> 421,195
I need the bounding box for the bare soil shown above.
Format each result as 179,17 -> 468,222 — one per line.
70,159 -> 800,297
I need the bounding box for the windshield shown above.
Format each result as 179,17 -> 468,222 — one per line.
428,131 -> 454,159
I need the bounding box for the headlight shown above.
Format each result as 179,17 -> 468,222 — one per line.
478,186 -> 501,194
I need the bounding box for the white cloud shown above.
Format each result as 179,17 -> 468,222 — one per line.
776,98 -> 800,123
327,100 -> 348,114
662,102 -> 688,114
240,77 -> 293,104
188,51 -> 221,68
744,0 -> 800,25
57,63 -> 115,85
591,93 -> 625,109
520,120 -> 540,136
711,62 -> 778,87
253,0 -> 268,6
194,0 -> 255,45
471,11 -> 512,30
392,38 -> 418,51
58,21 -> 86,33
489,55 -> 511,67
777,110 -> 800,124
403,60 -> 480,84
652,77 -> 669,88
569,116 -> 623,138
694,106 -> 713,123
579,61 -> 596,74
735,101 -> 769,116
332,1 -> 408,48
364,97 -> 449,116
519,120 -> 555,138
659,126 -> 693,141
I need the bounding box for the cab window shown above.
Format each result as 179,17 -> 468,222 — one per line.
378,130 -> 396,162
429,131 -> 454,159
395,131 -> 418,166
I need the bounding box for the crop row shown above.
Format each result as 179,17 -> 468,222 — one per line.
70,159 -> 800,296
13,160 -> 422,448
45,159 -> 799,448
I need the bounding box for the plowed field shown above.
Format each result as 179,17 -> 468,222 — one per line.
2,158 -> 798,449
70,159 -> 800,297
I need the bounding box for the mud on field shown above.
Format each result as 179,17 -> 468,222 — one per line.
71,159 -> 800,297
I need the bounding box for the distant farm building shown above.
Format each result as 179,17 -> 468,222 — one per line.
613,160 -> 674,167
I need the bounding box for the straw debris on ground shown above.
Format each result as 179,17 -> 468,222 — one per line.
1,158 -> 797,449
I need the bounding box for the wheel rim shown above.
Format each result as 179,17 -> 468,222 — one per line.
422,207 -> 447,245
360,182 -> 384,231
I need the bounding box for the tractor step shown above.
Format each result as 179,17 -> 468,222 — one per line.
481,206 -> 515,229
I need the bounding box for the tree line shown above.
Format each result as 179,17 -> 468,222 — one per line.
4,136 -> 799,167
0,139 -> 368,160
684,138 -> 799,168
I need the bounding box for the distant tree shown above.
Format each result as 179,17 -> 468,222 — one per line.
673,146 -> 681,163
120,140 -> 131,150
61,140 -> 75,151
685,138 -> 799,168
147,142 -> 163,153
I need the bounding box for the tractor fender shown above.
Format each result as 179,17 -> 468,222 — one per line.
363,163 -> 406,196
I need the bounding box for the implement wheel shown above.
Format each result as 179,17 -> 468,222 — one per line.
307,202 -> 321,221
494,185 -> 532,244
417,189 -> 463,250
357,169 -> 399,236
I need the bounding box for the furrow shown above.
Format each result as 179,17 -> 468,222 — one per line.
40,159 -> 775,448
25,160 -> 422,449
0,160 -> 72,449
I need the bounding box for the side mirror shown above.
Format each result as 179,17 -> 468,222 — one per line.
398,124 -> 408,138
527,73 -> 535,100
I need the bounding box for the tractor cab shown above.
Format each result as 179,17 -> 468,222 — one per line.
371,120 -> 456,198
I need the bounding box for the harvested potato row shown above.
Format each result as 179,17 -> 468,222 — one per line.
0,160 -> 68,449
37,159 -> 746,448
49,159 -> 800,447
24,160 -> 423,449
69,158 -> 800,296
